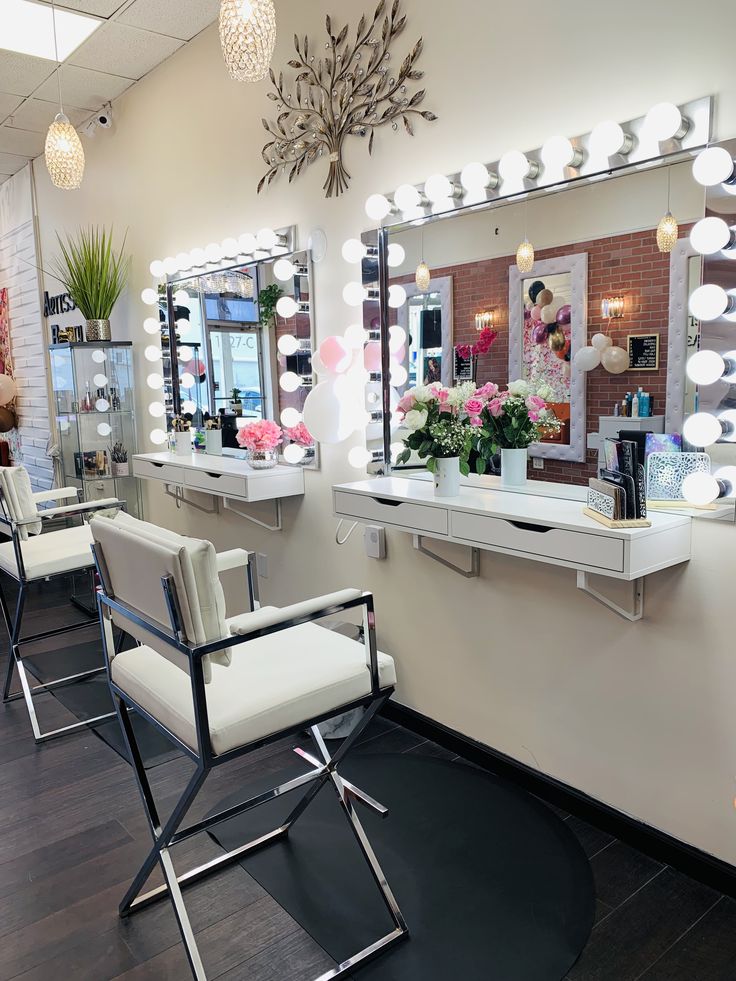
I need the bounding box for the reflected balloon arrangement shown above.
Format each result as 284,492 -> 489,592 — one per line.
526,281 -> 572,372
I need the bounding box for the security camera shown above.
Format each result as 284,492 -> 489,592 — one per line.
95,107 -> 113,129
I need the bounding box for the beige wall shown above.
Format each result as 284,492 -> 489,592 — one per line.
31,0 -> 736,864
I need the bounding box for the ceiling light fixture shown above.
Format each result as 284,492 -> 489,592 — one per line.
44,1 -> 85,191
219,0 -> 276,83
0,0 -> 100,60
416,227 -> 430,291
656,167 -> 678,254
516,199 -> 535,273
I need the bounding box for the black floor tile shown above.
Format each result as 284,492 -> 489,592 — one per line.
407,739 -> 457,761
589,840 -> 664,910
638,896 -> 736,980
565,816 -> 616,859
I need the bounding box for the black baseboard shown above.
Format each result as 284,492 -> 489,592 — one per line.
384,701 -> 736,900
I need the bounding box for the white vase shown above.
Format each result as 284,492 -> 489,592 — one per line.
501,447 -> 528,487
172,431 -> 191,456
433,456 -> 460,497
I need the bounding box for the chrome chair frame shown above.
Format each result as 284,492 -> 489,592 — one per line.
0,487 -> 124,742
92,540 -> 408,981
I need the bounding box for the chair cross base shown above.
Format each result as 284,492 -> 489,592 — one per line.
113,688 -> 409,981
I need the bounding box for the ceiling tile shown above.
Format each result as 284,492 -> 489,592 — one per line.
0,127 -> 45,157
6,99 -> 88,133
34,65 -> 133,110
0,93 -> 24,123
0,152 -> 29,175
118,0 -> 219,41
37,0 -> 128,16
69,22 -> 184,79
0,52 -> 55,98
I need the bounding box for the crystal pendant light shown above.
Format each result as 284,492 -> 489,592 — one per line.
415,228 -> 431,290
657,167 -> 678,253
219,0 -> 277,83
44,1 -> 84,190
516,199 -> 535,272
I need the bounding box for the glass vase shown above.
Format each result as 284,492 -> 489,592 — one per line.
247,448 -> 279,470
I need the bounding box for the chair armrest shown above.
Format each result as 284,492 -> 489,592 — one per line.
228,588 -> 364,638
38,498 -> 124,520
32,487 -> 80,504
216,548 -> 252,574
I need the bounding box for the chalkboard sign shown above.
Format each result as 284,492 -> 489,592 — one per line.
627,333 -> 659,371
454,349 -> 474,381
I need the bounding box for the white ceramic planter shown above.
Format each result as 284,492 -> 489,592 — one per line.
434,456 -> 460,497
501,447 -> 528,487
173,431 -> 191,455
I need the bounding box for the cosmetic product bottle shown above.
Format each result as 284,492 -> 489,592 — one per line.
640,391 -> 649,417
621,398 -> 628,418
632,391 -> 639,418
82,381 -> 92,412
614,402 -> 620,417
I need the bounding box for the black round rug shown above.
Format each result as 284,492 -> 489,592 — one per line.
208,752 -> 594,980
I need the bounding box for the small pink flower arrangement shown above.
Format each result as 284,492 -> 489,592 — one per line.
284,422 -> 314,447
454,327 -> 498,362
236,419 -> 283,452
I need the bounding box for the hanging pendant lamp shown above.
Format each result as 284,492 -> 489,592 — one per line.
219,0 -> 277,83
415,227 -> 431,290
516,199 -> 535,272
44,1 -> 84,190
656,167 -> 678,253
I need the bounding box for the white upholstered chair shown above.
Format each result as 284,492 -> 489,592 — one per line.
89,511 -> 407,981
0,466 -> 124,741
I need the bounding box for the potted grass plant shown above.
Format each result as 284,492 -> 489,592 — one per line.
51,227 -> 130,341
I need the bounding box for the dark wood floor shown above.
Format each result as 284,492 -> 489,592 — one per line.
0,579 -> 734,980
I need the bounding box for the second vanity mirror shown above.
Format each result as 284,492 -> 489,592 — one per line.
163,236 -> 318,468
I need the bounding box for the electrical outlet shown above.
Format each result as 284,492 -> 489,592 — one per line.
532,457 -> 544,470
257,553 -> 268,578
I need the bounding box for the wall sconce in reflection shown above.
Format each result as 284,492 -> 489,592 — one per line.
601,296 -> 625,319
475,310 -> 495,332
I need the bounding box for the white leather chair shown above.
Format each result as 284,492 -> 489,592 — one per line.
90,511 -> 407,981
0,465 -> 124,741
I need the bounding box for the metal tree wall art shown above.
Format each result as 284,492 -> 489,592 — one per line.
259,1 -> 437,198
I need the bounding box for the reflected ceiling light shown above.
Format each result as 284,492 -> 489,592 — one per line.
499,150 -> 539,182
238,232 -> 257,253
97,422 -> 111,437
176,318 -> 191,334
179,345 -> 193,361
205,242 -> 223,262
645,102 -> 689,142
388,284 -> 407,308
656,166 -> 678,253
690,217 -> 735,255
141,288 -> 158,305
179,372 -> 196,389
589,120 -> 634,158
277,333 -> 300,356
692,146 -> 736,187
175,252 -> 191,271
219,0 -> 276,83
516,240 -> 534,273
541,136 -> 583,170
147,372 -> 164,390
342,239 -> 367,263
190,247 -> 207,266
683,412 -> 725,447
95,397 -> 109,412
182,400 -> 197,414
284,443 -> 306,464
143,317 -> 160,335
461,162 -> 495,194
280,407 -> 302,427
221,237 -> 239,257
144,345 -> 161,363
173,289 -> 190,306
150,428 -> 168,446
390,363 -> 408,386
689,284 -> 736,321
273,258 -> 296,281
365,194 -> 392,221
686,350 -> 736,385
394,184 -> 423,211
424,173 -> 457,203
416,260 -> 431,291
389,325 -> 406,352
0,0 -> 101,60
149,259 -> 164,278
342,282 -> 367,307
148,402 -> 165,418
93,373 -> 108,387
280,371 -> 302,392
387,243 -> 406,268
276,295 -> 299,318
682,472 -> 721,506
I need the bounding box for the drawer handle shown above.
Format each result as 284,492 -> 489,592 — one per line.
152,463 -> 164,469
508,520 -> 552,534
372,497 -> 403,507
206,472 -> 222,479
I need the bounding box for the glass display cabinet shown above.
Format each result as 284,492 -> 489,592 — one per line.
49,341 -> 142,517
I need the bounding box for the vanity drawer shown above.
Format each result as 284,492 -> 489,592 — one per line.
184,469 -> 248,498
334,491 -> 448,536
451,511 -> 624,572
134,459 -> 185,485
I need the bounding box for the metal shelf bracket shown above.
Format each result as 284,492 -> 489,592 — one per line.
576,571 -> 644,621
223,497 -> 283,532
412,535 -> 480,579
164,484 -> 219,515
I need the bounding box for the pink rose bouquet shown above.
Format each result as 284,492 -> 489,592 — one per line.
474,379 -> 560,473
236,419 -> 283,452
284,422 -> 314,448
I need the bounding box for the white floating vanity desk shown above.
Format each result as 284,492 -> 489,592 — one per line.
333,475 -> 693,620
134,452 -> 305,530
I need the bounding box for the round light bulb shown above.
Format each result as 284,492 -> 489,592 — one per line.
365,194 -> 392,221
91,349 -> 106,364
189,247 -> 207,267
715,466 -> 736,494
257,227 -> 278,250
342,282 -> 367,307
541,135 -> 580,170
93,373 -> 108,387
390,441 -> 404,462
341,239 -> 367,264
387,242 -> 406,268
689,284 -> 734,322
390,362 -> 408,386
95,398 -> 110,412
175,252 -> 191,272
149,259 -> 164,278
179,372 -> 196,389
348,446 -> 373,469
683,412 -> 723,447
205,242 -> 223,262
163,257 -> 177,275
97,422 -> 112,437
276,296 -> 299,319
394,183 -> 422,211
690,217 -> 734,255
148,401 -> 165,417
238,232 -> 257,253
645,102 -> 687,141
460,162 -> 491,193
388,284 -> 407,309
141,288 -> 158,305
693,146 -> 736,187
144,345 -> 161,363
173,289 -> 190,306
277,334 -> 300,356
424,173 -> 454,203
499,150 -> 535,181
273,258 -> 296,281
143,317 -> 160,335
590,120 -> 631,158
179,345 -> 193,361
280,407 -> 302,428
280,371 -> 302,393
182,400 -> 197,415
147,372 -> 164,389
221,237 -> 239,258
150,428 -> 167,446
389,325 -> 406,352
283,443 -> 306,464
176,318 -> 191,334
686,350 -> 728,385
344,324 -> 368,349
682,472 -> 720,506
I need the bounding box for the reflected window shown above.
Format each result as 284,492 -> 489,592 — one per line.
209,328 -> 266,418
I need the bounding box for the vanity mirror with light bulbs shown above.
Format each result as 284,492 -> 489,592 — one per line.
355,98 -> 736,521
162,226 -> 319,469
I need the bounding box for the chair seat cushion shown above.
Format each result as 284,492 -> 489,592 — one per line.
110,615 -> 396,755
0,524 -> 94,580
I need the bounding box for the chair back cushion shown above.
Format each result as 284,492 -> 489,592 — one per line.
0,467 -> 41,540
90,512 -> 231,683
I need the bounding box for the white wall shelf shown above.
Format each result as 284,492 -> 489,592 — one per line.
333,477 -> 692,620
134,451 -> 305,531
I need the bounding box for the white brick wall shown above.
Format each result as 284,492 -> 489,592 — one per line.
0,218 -> 53,490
